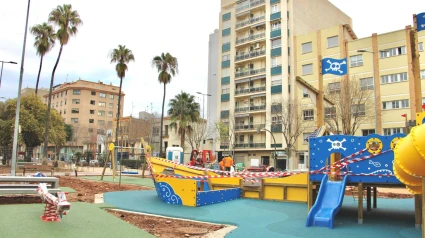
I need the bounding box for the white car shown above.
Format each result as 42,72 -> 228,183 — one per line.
89,160 -> 99,166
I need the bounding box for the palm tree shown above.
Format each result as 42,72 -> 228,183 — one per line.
109,45 -> 135,147
168,92 -> 200,151
30,22 -> 56,95
43,4 -> 82,160
151,53 -> 178,155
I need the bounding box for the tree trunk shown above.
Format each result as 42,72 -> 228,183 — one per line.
159,83 -> 166,155
35,55 -> 43,95
180,129 -> 185,152
43,44 -> 63,159
115,76 -> 123,150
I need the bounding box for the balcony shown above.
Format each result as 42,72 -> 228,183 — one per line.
235,15 -> 265,30
221,93 -> 230,102
236,32 -> 265,46
235,67 -> 266,79
271,47 -> 281,57
220,110 -> 230,118
271,65 -> 282,75
270,29 -> 281,39
270,11 -> 281,21
235,123 -> 265,131
162,131 -> 169,138
235,104 -> 266,113
235,49 -> 266,62
236,0 -> 266,13
235,142 -> 266,148
235,85 -> 266,95
222,43 -> 231,52
221,76 -> 230,85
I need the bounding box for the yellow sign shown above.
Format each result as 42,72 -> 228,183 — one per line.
109,143 -> 115,151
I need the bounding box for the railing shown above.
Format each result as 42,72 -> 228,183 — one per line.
236,32 -> 265,45
236,0 -> 266,13
235,104 -> 266,113
235,50 -> 266,62
235,67 -> 266,78
235,123 -> 265,131
235,15 -> 265,29
235,85 -> 266,95
234,142 -> 266,148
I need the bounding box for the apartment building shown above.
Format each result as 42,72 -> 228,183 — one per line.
43,79 -> 125,158
207,29 -> 219,152
21,87 -> 49,99
294,25 -> 425,169
216,0 -> 352,169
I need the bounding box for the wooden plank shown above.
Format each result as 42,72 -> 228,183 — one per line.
263,182 -> 307,188
358,183 -> 363,224
259,179 -> 264,200
367,187 -> 371,211
414,194 -> 422,229
211,183 -> 240,188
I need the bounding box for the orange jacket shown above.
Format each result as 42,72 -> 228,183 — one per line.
223,157 -> 233,167
219,161 -> 224,170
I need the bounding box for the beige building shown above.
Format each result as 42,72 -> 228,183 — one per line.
21,87 -> 49,99
42,79 -> 125,159
294,24 -> 425,169
216,0 -> 352,169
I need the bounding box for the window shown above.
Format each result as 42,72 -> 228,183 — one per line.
72,99 -> 80,104
419,42 -> 424,52
303,109 -> 314,120
107,121 -> 112,126
223,20 -> 231,29
380,46 -> 406,58
90,110 -> 95,114
272,116 -> 282,124
90,100 -> 95,105
328,82 -> 341,94
64,99 -> 67,105
61,92 -> 63,97
382,99 -> 409,110
351,104 -> 365,116
303,133 -> 311,144
381,72 -> 408,84
222,35 -> 230,44
350,55 -> 363,67
89,119 -> 94,123
302,89 -> 310,98
271,4 -> 278,13
222,54 -> 230,61
53,94 -> 55,99
56,102 -> 58,107
91,91 -> 96,96
360,77 -> 374,90
109,103 -> 113,108
98,110 -> 105,116
271,75 -> 281,86
362,129 -> 375,136
327,36 -> 338,48
271,57 -> 278,67
64,109 -> 66,114
384,128 -> 404,136
71,108 -> 79,114
222,86 -> 230,94
324,107 -> 336,119
301,42 -> 312,54
302,64 -> 313,75
98,102 -> 106,107
109,94 -> 114,99
271,38 -> 281,49
98,120 -> 105,125
271,21 -> 281,30
421,69 -> 425,79
71,118 -> 79,123
88,128 -> 94,132
60,101 -> 62,106
99,93 -> 106,98
73,90 -> 80,95
108,111 -> 113,117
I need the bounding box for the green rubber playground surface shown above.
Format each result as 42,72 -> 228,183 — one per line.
0,202 -> 154,238
105,190 -> 422,238
59,187 -> 76,193
79,176 -> 154,187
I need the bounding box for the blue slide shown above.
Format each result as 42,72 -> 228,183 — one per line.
306,175 -> 348,229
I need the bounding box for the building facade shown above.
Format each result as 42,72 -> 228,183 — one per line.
207,29 -> 219,153
294,25 -> 425,169
43,79 -> 125,159
216,0 -> 352,169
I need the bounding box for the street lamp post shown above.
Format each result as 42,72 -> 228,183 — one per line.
196,92 -> 212,119
11,0 -> 31,176
257,127 -> 277,169
0,61 -> 18,87
357,49 -> 382,134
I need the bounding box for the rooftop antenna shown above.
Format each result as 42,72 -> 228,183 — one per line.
65,74 -> 68,83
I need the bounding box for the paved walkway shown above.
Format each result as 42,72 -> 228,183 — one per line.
0,202 -> 154,238
105,190 -> 421,238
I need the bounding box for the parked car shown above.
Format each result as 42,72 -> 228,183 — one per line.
89,160 -> 99,166
107,161 -> 120,168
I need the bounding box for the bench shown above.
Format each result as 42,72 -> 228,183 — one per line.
17,162 -> 38,169
0,176 -> 61,195
23,165 -> 54,177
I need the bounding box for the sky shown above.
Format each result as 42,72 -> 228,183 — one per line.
0,0 -> 423,117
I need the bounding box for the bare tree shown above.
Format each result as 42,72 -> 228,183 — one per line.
324,76 -> 374,135
68,126 -> 87,160
215,112 -> 239,156
270,98 -> 313,166
185,119 -> 214,151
